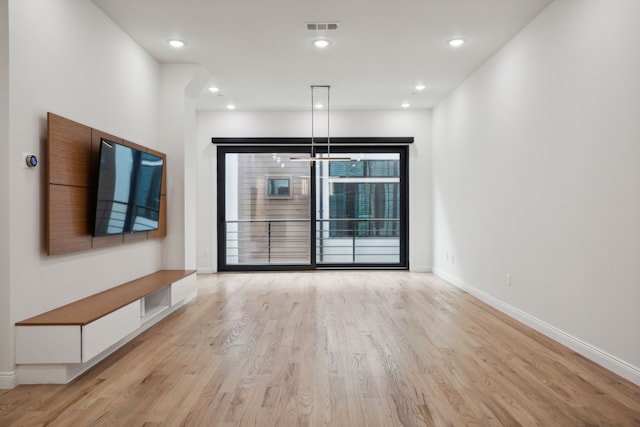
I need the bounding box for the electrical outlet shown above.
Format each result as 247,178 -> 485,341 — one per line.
452,255 -> 455,264
507,273 -> 512,286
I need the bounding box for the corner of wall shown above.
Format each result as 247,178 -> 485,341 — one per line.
158,64 -> 211,270
0,370 -> 18,390
409,265 -> 432,273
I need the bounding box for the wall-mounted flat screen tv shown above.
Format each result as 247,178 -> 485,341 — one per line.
94,138 -> 164,236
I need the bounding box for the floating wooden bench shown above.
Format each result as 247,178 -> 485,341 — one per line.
15,269 -> 197,384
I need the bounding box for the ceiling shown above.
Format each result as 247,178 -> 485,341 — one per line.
92,0 -> 552,111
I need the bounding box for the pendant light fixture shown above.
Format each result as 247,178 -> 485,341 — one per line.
291,85 -> 351,162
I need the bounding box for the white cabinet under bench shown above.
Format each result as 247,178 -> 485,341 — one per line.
15,270 -> 196,384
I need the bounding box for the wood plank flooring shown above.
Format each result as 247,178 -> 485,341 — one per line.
1,271 -> 639,426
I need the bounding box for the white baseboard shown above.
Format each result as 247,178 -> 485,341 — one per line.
196,267 -> 216,274
432,268 -> 640,387
0,370 -> 18,389
19,365 -> 72,385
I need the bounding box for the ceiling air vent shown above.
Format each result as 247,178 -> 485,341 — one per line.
306,22 -> 339,31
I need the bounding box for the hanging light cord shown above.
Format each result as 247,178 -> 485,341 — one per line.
291,85 -> 350,162
327,85 -> 331,159
311,85 -> 316,158
311,85 -> 331,159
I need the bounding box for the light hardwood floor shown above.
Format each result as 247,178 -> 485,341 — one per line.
1,272 -> 639,426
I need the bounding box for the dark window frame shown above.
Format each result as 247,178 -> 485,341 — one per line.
215,140 -> 409,271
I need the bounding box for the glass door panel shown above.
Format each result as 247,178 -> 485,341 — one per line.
315,153 -> 402,265
224,152 -> 311,266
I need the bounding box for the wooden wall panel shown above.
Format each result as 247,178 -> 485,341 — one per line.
92,234 -> 124,249
48,185 -> 93,254
124,232 -> 148,243
48,114 -> 92,187
47,113 -> 167,255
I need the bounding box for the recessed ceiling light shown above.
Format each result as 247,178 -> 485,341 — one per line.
226,104 -> 236,110
448,38 -> 466,48
313,39 -> 331,48
315,103 -> 324,109
167,39 -> 186,48
414,84 -> 426,91
401,102 -> 410,108
208,86 -> 220,93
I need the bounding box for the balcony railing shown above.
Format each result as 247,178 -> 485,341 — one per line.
316,218 -> 400,264
226,219 -> 310,265
225,218 -> 399,265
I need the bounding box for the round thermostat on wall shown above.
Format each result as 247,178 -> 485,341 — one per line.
25,154 -> 38,168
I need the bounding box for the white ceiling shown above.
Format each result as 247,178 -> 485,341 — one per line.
92,0 -> 552,111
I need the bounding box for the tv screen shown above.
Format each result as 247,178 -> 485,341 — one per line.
94,138 -> 164,236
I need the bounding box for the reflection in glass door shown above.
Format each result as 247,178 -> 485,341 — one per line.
315,152 -> 403,266
223,151 -> 311,267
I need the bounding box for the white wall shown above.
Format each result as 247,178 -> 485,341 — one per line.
157,65 -> 208,271
433,0 -> 640,384
196,109 -> 432,273
2,0 -> 164,386
0,0 -> 12,388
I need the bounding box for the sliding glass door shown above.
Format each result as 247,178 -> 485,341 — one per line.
315,152 -> 403,266
217,145 -> 407,271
